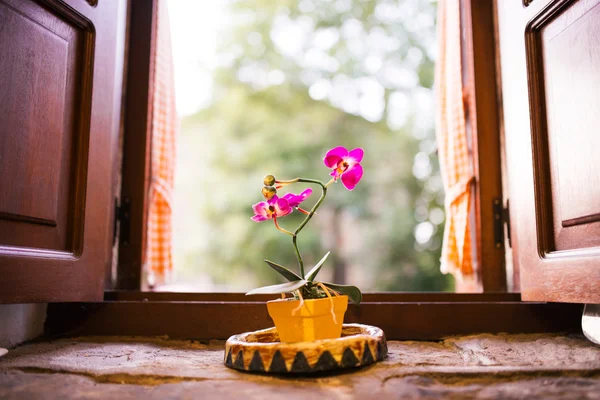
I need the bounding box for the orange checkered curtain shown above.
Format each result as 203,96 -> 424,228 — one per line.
434,0 -> 476,283
145,0 -> 178,287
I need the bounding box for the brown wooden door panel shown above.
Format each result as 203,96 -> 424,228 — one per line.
530,0 -> 600,252
0,0 -> 91,252
498,0 -> 600,303
0,0 -> 125,303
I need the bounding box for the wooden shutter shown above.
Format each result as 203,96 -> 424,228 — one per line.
497,0 -> 600,303
0,0 -> 125,302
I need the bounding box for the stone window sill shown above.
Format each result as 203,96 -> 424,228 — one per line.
1,334 -> 599,398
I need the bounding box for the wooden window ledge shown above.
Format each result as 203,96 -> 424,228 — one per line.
43,292 -> 582,341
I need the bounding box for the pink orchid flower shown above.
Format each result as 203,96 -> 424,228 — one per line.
282,188 -> 312,208
282,188 -> 312,215
251,195 -> 292,222
323,146 -> 364,190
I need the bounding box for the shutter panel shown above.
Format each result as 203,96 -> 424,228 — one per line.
497,0 -> 600,303
0,0 -> 125,302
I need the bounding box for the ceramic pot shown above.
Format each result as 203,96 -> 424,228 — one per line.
266,295 -> 348,343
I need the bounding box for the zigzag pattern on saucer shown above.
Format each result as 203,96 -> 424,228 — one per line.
225,324 -> 387,374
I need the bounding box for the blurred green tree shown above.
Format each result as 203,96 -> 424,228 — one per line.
173,0 -> 454,291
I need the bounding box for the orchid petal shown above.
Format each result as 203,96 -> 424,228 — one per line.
298,188 -> 312,199
348,148 -> 364,163
279,208 -> 292,217
251,215 -> 268,222
324,154 -> 342,168
275,197 -> 292,217
252,202 -> 269,216
295,188 -> 312,205
323,146 -> 348,168
276,197 -> 290,209
282,188 -> 312,208
341,163 -> 363,190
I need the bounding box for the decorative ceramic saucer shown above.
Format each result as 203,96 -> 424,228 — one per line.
224,323 -> 387,374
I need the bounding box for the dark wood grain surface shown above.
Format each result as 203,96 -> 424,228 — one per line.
45,292 -> 580,341
541,0 -> 600,251
0,0 -> 126,303
116,0 -> 158,290
461,0 -> 506,292
104,291 -> 522,302
498,0 -> 600,303
0,0 -> 90,252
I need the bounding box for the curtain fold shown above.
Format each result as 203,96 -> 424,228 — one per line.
145,0 -> 178,288
435,0 -> 476,282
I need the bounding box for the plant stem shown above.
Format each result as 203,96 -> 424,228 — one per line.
275,178 -> 299,188
283,177 -> 330,278
295,178 -> 328,236
273,217 -> 294,236
292,235 -> 304,277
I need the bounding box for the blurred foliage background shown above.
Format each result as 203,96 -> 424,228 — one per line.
168,0 -> 454,292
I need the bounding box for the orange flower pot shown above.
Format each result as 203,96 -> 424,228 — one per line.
266,295 -> 348,343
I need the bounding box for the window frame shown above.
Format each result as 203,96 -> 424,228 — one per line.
88,0 -> 579,342
460,0 -> 507,292
117,0 -> 158,290
116,0 -> 506,293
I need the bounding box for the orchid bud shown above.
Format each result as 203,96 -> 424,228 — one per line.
263,174 -> 276,186
262,185 -> 277,200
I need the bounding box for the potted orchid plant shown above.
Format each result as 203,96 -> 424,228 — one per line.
246,146 -> 364,342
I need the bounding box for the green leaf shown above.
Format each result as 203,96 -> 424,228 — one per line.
304,251 -> 330,282
246,280 -> 307,295
322,282 -> 363,304
264,260 -> 302,282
